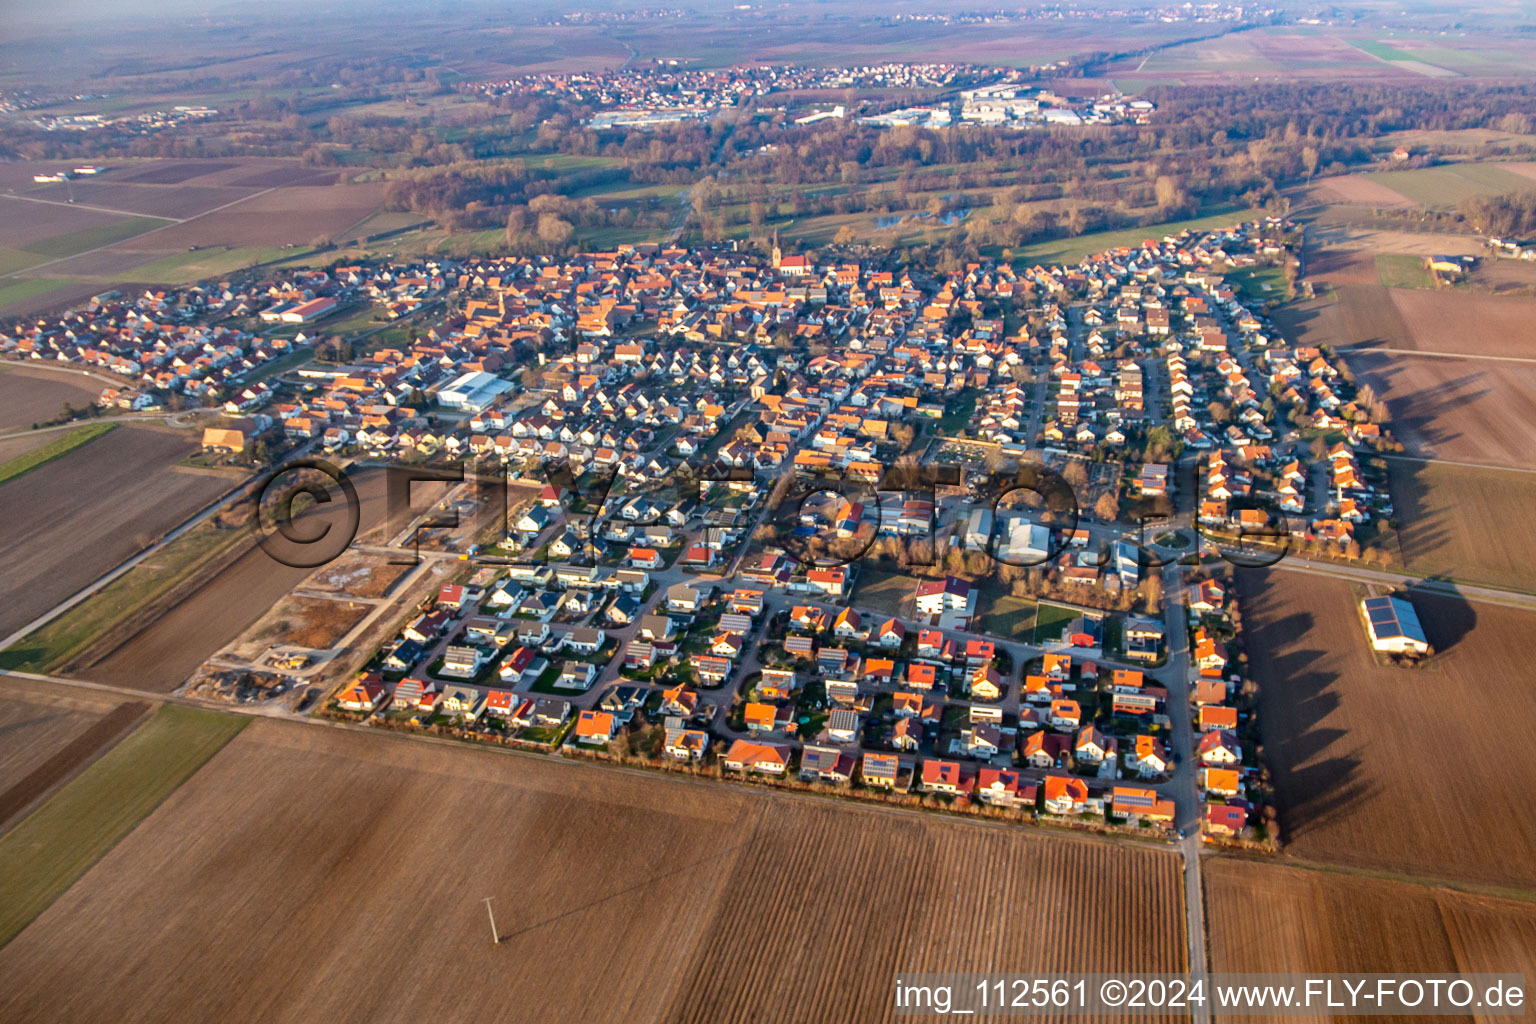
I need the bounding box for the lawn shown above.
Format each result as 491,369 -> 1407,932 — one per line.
1375,253 -> 1435,290
0,422 -> 114,486
22,216 -> 174,259
1014,206 -> 1266,267
0,704 -> 247,945
1032,601 -> 1080,644
1228,264 -> 1293,302
975,592 -> 1036,639
937,391 -> 978,435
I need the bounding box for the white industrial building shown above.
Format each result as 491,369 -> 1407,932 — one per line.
437,370 -> 514,413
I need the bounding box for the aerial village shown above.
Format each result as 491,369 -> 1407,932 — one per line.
0,217 -> 1406,847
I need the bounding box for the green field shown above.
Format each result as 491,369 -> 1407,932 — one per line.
975,591 -> 1037,639
1229,264 -> 1293,302
1361,163 -> 1536,209
1014,207 -> 1267,267
1375,253 -> 1435,289
0,248 -> 47,275
1351,38 -> 1419,62
0,705 -> 247,945
0,422 -> 115,486
131,246 -> 291,284
0,278 -> 72,311
22,216 -> 173,259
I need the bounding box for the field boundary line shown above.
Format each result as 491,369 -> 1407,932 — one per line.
1215,851 -> 1536,905
0,667 -> 1192,862
1381,452 -> 1536,475
0,422 -> 114,487
0,705 -> 248,949
0,187 -> 278,281
0,192 -> 174,221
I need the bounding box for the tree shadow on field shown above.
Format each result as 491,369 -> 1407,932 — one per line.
1247,610 -> 1369,845
1351,356 -> 1489,460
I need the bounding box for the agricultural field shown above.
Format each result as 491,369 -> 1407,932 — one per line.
0,365 -> 101,432
1273,281 -> 1413,356
1378,288 -> 1536,358
1348,350 -> 1536,470
0,423 -> 115,487
1468,258 -> 1536,295
1279,268 -> 1536,360
0,704 -> 246,946
1359,162 -> 1536,209
0,678 -> 122,794
1386,460 -> 1536,592
0,158 -> 388,311
0,425 -> 233,640
1309,174 -> 1416,206
1240,569 -> 1536,888
0,719 -> 1186,1023
72,467 -> 401,691
1207,858 -> 1536,1020
141,180 -> 388,250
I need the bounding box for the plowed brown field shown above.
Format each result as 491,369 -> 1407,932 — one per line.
1387,459 -> 1536,591
1207,858 -> 1536,1024
0,720 -> 1186,1024
1348,351 -> 1536,469
1241,569 -> 1536,888
0,425 -> 233,638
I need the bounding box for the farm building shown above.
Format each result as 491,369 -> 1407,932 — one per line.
281,297 -> 339,323
1360,596 -> 1431,655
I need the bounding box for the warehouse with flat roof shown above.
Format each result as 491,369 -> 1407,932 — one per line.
437,370 -> 513,413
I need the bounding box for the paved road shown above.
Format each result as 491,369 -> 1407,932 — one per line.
1272,554 -> 1536,611
1157,562 -> 1211,1022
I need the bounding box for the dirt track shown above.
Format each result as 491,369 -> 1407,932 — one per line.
79,468 -> 397,692
0,425 -> 232,638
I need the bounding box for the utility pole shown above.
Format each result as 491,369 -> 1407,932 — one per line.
482,896 -> 500,945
